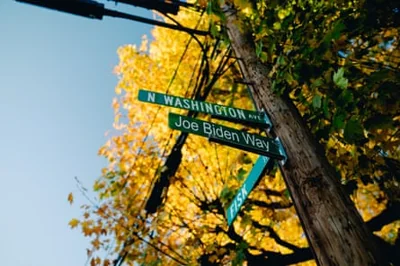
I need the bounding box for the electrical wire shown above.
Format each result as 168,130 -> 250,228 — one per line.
113,11 -> 210,265
119,11 -> 207,194
112,11 -> 238,266
104,8 -> 208,36
143,11 -> 208,207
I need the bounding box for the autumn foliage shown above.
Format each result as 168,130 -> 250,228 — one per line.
69,1 -> 399,265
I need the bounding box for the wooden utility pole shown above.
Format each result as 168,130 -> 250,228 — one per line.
223,6 -> 383,266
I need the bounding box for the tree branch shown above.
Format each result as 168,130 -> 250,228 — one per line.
251,220 -> 302,252
245,248 -> 313,266
249,199 -> 293,209
367,202 -> 400,232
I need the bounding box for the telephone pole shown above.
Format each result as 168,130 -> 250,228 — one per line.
223,5 -> 383,266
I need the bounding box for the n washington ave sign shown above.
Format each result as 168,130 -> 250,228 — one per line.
168,113 -> 284,160
138,89 -> 271,127
137,89 -> 287,226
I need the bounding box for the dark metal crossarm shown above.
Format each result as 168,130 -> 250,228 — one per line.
16,0 -> 209,36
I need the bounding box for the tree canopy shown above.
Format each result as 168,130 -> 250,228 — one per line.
69,1 -> 399,265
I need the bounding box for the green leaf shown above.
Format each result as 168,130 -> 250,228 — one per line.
259,52 -> 268,62
337,89 -> 353,106
283,189 -> 291,199
233,249 -> 245,266
256,40 -> 263,57
331,21 -> 346,40
311,78 -> 324,88
322,97 -> 330,118
206,1 -> 213,15
238,241 -> 249,249
277,55 -> 286,65
210,22 -> 219,37
205,0 -> 225,20
241,215 -> 252,225
242,154 -> 253,164
333,68 -> 348,89
267,42 -> 276,58
105,171 -> 116,180
344,117 -> 364,144
323,21 -> 345,43
333,111 -> 346,129
284,72 -> 294,84
237,168 -> 247,181
312,95 -> 322,109
220,187 -> 231,199
271,80 -> 277,92
336,76 -> 348,89
273,22 -> 281,30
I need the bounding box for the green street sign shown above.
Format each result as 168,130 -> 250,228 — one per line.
139,89 -> 271,127
168,113 -> 284,160
226,155 -> 273,226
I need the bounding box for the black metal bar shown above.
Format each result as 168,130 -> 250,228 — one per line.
104,9 -> 209,36
112,0 -> 179,15
15,0 -> 210,36
16,0 -> 104,19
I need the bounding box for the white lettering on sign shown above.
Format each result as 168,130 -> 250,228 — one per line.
203,122 -> 240,142
224,130 -> 232,140
229,185 -> 249,219
241,132 -> 269,151
191,100 -> 199,111
148,92 -> 155,102
205,102 -> 213,113
164,95 -> 174,105
215,106 -> 222,115
161,93 -> 253,121
175,98 -> 183,108
228,108 -> 237,118
183,99 -> 190,109
248,114 -> 262,120
216,106 -> 228,116
199,101 -> 205,112
173,116 -> 199,131
237,109 -> 246,120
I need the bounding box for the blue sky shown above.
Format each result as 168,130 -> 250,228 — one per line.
0,1 -> 151,265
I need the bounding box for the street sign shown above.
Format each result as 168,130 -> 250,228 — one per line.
168,113 -> 284,160
139,89 -> 271,127
226,155 -> 273,226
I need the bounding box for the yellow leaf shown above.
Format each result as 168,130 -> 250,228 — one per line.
67,192 -> 74,205
273,22 -> 281,30
92,238 -> 101,250
278,9 -> 289,20
81,220 -> 93,236
69,218 -> 79,229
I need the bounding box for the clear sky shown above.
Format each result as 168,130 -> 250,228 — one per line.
0,1 -> 151,265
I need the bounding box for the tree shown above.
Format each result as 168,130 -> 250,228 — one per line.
69,1 -> 399,265
222,1 -> 392,265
